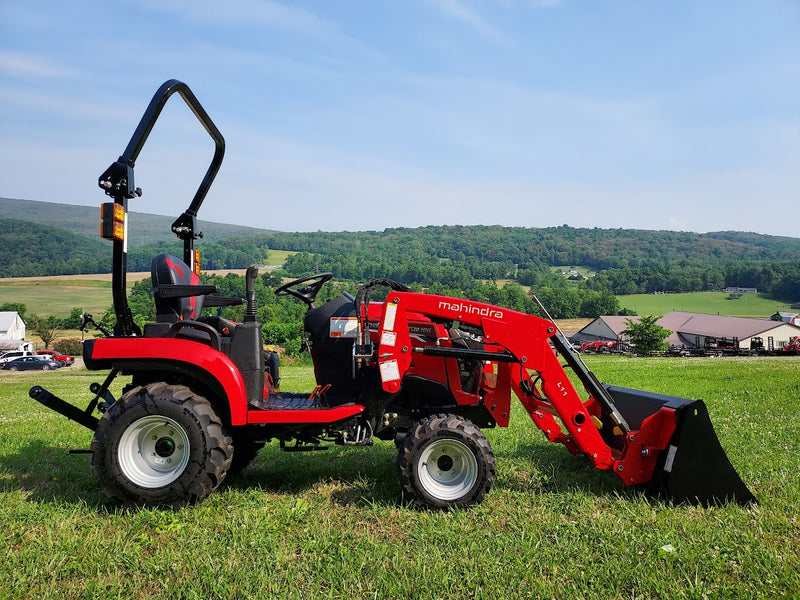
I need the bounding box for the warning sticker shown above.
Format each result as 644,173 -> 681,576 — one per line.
383,302 -> 397,331
379,359 -> 401,382
380,331 -> 397,347
663,444 -> 677,473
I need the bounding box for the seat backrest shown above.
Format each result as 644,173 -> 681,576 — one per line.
151,253 -> 204,322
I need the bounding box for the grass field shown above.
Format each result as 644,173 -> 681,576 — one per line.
618,292 -> 791,318
3,270 -> 792,324
1,356 -> 798,599
0,278 -> 120,320
263,249 -> 295,268
0,250 -> 296,319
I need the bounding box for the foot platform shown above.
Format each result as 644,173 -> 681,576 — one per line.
250,392 -> 323,411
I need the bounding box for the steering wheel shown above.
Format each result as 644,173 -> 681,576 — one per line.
274,272 -> 333,307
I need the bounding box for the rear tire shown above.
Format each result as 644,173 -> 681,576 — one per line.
91,382 -> 232,507
398,414 -> 495,509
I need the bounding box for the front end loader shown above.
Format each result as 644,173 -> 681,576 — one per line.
29,80 -> 755,509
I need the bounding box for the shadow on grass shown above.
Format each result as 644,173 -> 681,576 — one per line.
4,437 -> 653,512
225,442 -> 405,509
2,438 -> 410,511
493,441 -> 641,502
0,440 -> 110,509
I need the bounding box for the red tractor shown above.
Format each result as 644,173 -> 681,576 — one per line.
30,81 -> 755,509
579,340 -> 622,354
782,336 -> 800,355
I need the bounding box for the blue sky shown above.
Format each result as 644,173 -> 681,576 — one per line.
1,1 -> 798,237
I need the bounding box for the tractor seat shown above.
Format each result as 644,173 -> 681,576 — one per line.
149,253 -> 243,343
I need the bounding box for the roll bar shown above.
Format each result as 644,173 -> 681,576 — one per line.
98,79 -> 225,336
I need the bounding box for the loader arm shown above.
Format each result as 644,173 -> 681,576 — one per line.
373,291 -> 756,504
374,292 -> 618,469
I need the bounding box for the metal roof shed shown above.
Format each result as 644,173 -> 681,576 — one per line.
571,311 -> 800,350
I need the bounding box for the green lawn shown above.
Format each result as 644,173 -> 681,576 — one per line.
1,356 -> 798,599
618,292 -> 792,318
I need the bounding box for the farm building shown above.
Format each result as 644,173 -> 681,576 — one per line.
724,287 -> 758,294
572,311 -> 800,352
0,311 -> 28,352
771,311 -> 800,327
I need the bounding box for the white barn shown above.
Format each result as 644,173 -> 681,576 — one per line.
0,311 -> 27,352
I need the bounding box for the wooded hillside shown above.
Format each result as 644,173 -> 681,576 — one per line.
2,198 -> 798,306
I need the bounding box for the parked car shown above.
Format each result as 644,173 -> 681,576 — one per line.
0,350 -> 35,366
35,350 -> 75,366
2,356 -> 61,371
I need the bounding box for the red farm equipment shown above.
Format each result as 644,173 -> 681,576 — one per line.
579,340 -> 623,354
782,336 -> 800,355
29,81 -> 755,509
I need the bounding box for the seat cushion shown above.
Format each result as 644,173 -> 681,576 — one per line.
151,253 -> 204,321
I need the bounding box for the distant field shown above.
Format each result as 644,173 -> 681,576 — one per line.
618,292 -> 791,318
0,249 -> 296,318
263,249 -> 295,268
554,317 -> 593,335
3,273 -> 792,321
0,278 -> 117,319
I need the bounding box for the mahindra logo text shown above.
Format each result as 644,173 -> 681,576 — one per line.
438,300 -> 504,319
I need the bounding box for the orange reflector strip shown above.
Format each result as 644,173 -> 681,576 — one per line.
100,202 -> 125,241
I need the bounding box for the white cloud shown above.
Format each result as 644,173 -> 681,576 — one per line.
3,111 -> 798,238
0,52 -> 75,78
134,0 -> 375,57
431,0 -> 517,49
0,86 -> 135,124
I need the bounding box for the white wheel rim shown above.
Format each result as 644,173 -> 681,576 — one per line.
417,438 -> 479,501
117,416 -> 191,488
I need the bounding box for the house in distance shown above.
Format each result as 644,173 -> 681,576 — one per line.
572,311 -> 800,355
0,311 -> 32,353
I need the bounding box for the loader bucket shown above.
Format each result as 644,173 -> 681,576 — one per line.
605,385 -> 756,506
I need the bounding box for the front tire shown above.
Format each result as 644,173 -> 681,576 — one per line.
91,382 -> 232,507
398,414 -> 495,509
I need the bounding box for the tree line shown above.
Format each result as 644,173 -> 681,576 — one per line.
3,218 -> 798,355
5,218 -> 799,281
